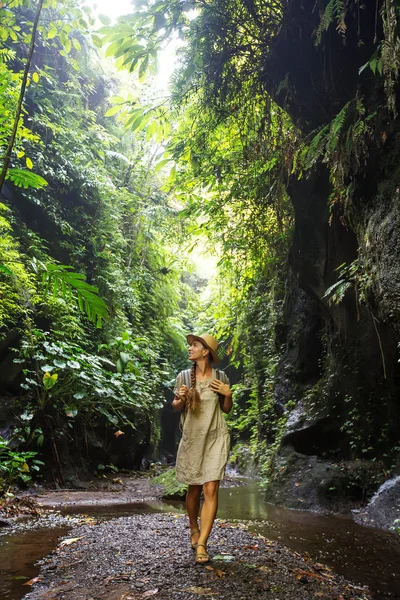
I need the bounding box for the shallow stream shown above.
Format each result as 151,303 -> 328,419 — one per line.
1,481 -> 399,599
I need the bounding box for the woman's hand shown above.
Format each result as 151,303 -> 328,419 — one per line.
210,379 -> 233,414
178,385 -> 189,400
172,384 -> 188,411
209,380 -> 232,398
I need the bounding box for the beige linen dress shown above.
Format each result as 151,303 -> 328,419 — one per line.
174,368 -> 230,485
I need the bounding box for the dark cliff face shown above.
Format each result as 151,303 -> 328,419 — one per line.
264,0 -> 400,510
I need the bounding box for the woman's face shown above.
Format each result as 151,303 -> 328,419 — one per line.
188,340 -> 209,362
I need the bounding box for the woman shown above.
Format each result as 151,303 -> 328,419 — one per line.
172,333 -> 233,564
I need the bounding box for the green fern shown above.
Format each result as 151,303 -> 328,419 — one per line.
315,0 -> 349,45
328,100 -> 350,151
6,168 -> 48,189
303,124 -> 329,168
0,48 -> 16,63
40,263 -> 109,328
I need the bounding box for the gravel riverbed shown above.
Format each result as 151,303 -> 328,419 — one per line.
24,513 -> 371,600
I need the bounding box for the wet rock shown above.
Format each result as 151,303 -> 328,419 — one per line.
0,519 -> 11,527
264,447 -> 384,513
353,474 -> 400,531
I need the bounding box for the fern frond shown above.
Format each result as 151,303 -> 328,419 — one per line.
328,101 -> 350,152
0,48 -> 16,63
104,150 -> 131,164
6,169 -> 48,189
315,0 -> 349,45
41,263 -> 109,327
303,124 -> 329,168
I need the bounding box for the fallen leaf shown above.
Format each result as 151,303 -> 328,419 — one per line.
258,566 -> 272,573
244,544 -> 259,550
295,482 -> 303,487
186,587 -> 214,596
112,478 -> 123,485
59,537 -> 83,548
295,569 -> 334,582
205,565 -> 214,571
114,430 -> 125,437
23,577 -> 41,586
142,590 -> 159,597
313,563 -> 332,572
215,569 -> 225,578
104,574 -> 131,584
212,554 -> 235,561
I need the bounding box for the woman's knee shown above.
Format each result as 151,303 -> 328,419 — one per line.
187,485 -> 202,498
203,481 -> 219,499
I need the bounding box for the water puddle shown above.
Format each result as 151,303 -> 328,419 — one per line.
2,481 -> 399,599
0,526 -> 69,600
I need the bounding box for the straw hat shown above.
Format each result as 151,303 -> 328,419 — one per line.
186,333 -> 220,364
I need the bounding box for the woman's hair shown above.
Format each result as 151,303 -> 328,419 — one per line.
185,343 -> 211,411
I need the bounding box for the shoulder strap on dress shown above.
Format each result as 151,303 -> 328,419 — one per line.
179,369 -> 191,432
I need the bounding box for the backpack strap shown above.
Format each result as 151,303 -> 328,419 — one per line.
215,369 -> 225,410
178,369 -> 191,431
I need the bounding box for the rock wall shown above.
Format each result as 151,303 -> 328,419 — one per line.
264,0 -> 400,516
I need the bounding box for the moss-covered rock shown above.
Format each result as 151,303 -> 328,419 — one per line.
264,447 -> 386,513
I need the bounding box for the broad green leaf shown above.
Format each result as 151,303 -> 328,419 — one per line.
43,372 -> 58,390
67,360 -> 81,369
105,105 -> 123,117
98,14 -> 111,25
0,264 -> 13,275
92,34 -> 103,47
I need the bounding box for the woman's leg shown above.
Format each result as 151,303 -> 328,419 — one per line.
196,480 -> 220,561
186,484 -> 202,544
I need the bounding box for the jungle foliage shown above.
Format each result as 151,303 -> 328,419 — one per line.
1,0 -> 400,492
99,0 -> 400,474
0,0 -> 196,486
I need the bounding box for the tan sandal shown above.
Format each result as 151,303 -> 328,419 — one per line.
195,543 -> 210,564
190,529 -> 200,550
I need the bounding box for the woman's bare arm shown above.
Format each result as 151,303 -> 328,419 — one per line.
220,390 -> 233,414
172,385 -> 188,411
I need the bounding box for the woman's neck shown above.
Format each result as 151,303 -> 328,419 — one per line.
195,359 -> 212,378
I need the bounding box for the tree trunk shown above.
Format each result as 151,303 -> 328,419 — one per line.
0,0 -> 44,196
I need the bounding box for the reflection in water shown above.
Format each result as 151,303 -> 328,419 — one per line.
0,526 -> 68,600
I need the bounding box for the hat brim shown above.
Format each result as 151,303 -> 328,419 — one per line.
186,334 -> 220,364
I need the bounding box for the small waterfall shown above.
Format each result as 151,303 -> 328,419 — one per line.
369,474 -> 400,506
